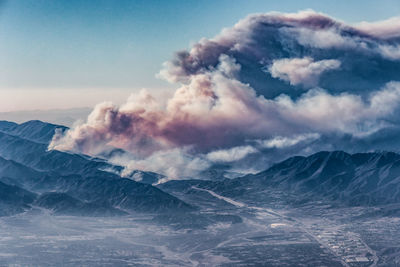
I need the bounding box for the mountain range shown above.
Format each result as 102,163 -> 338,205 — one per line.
160,151 -> 400,210
0,120 -> 193,216
1,120 -> 400,218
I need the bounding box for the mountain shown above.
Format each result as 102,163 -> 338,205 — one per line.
0,120 -> 194,215
0,156 -> 44,188
0,120 -> 68,144
0,121 -> 17,131
250,151 -> 400,205
0,180 -> 36,216
0,131 -> 108,177
4,119 -> 400,215
160,151 -> 400,207
0,107 -> 91,127
34,192 -> 127,216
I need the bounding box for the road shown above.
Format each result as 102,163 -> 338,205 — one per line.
191,186 -> 379,267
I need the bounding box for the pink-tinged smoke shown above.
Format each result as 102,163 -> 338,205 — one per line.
49,10 -> 400,178
50,56 -> 281,156
49,55 -> 400,154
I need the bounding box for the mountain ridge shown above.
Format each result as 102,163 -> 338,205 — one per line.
0,120 -> 195,215
160,150 -> 400,207
0,119 -> 68,144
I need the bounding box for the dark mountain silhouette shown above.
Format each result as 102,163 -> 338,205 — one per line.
0,120 -> 194,215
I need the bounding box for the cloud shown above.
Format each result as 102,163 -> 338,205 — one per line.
268,57 -> 341,87
49,10 -> 400,179
206,145 -> 258,163
356,16 -> 400,39
113,148 -> 211,181
280,23 -> 400,61
378,45 -> 400,61
258,133 -> 320,149
274,83 -> 400,136
51,60 -> 400,156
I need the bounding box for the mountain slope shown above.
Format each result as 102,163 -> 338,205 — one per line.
250,151 -> 400,205
34,192 -> 127,216
0,120 -> 67,144
0,122 -> 194,214
160,151 -> 400,206
0,180 -> 36,216
0,121 -> 17,131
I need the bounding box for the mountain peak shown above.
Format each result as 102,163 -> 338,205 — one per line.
0,120 -> 68,144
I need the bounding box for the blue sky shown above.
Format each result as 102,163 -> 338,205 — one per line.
1,0 -> 400,111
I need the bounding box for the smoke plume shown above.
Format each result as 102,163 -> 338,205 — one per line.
49,10 -> 400,179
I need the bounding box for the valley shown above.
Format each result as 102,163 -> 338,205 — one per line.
0,187 -> 397,266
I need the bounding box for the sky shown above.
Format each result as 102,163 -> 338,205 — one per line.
1,0 -> 400,112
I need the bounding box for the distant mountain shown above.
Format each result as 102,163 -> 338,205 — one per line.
0,120 -> 67,144
0,120 -> 194,215
0,107 -> 91,127
0,121 -> 17,131
160,151 -> 400,207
